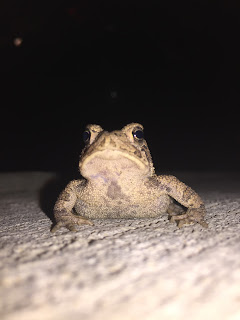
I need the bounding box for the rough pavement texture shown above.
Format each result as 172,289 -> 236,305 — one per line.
1,171 -> 240,320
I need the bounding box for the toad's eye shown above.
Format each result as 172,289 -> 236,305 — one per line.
133,129 -> 144,141
83,129 -> 91,144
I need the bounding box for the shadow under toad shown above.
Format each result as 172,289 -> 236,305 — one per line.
39,171 -> 78,227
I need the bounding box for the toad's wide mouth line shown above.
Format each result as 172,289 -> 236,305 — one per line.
81,150 -> 147,170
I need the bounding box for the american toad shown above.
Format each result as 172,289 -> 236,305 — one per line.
52,123 -> 207,232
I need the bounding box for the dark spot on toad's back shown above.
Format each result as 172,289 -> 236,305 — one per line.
145,177 -> 160,188
99,137 -> 106,148
134,149 -> 142,158
60,190 -> 71,201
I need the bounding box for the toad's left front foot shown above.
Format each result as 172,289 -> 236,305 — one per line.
170,206 -> 208,228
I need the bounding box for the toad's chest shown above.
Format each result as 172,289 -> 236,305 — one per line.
74,182 -> 171,219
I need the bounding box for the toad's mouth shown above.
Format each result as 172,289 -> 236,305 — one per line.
79,149 -> 149,179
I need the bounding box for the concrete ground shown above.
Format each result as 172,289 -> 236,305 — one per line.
1,171 -> 240,320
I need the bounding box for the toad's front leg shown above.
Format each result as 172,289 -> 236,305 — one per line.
51,180 -> 94,232
158,175 -> 208,228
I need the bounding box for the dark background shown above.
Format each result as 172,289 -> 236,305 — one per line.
1,1 -> 240,175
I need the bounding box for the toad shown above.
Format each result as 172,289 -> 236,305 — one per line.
52,123 -> 207,232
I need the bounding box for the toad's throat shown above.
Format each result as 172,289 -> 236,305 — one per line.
80,149 -> 148,178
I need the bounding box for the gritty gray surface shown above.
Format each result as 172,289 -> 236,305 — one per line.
1,171 -> 240,320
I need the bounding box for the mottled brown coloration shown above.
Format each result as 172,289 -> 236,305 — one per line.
107,181 -> 125,200
52,123 -> 207,232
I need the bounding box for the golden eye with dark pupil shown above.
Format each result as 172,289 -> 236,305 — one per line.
133,129 -> 144,140
83,130 -> 91,144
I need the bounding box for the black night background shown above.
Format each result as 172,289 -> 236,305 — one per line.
1,1 -> 239,174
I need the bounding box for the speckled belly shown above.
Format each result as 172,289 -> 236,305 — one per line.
74,194 -> 171,219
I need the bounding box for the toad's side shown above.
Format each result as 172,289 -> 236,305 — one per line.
52,123 -> 207,232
